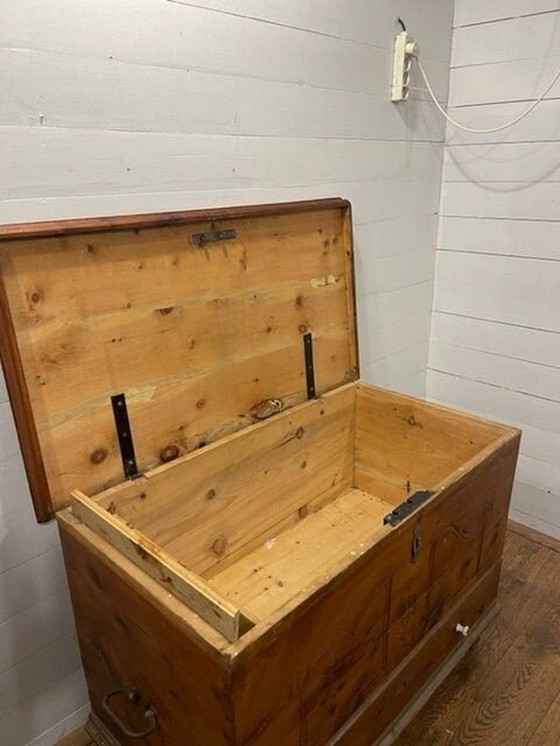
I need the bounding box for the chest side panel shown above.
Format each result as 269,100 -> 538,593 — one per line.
59,516 -> 233,746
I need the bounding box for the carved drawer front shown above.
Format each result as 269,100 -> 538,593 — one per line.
335,563 -> 501,746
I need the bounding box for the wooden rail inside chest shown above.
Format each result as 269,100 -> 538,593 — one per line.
70,382 -> 513,642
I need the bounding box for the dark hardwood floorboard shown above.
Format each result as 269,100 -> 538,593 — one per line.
393,527 -> 560,746
57,526 -> 560,746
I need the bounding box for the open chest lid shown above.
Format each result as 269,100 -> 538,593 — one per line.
0,199 -> 358,522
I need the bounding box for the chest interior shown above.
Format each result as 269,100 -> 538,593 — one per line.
0,199 -> 516,647
73,382 -> 509,643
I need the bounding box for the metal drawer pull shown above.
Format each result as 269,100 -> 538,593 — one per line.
102,688 -> 157,738
455,622 -> 470,637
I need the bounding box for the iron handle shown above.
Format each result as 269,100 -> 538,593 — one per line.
102,688 -> 157,738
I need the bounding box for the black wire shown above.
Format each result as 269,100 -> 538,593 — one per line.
397,17 -> 406,31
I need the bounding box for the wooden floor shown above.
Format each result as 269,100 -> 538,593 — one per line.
57,523 -> 560,746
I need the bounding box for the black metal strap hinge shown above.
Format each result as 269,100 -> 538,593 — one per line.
383,490 -> 435,527
303,332 -> 316,399
111,393 -> 140,480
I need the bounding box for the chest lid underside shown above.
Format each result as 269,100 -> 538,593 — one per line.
0,199 -> 358,522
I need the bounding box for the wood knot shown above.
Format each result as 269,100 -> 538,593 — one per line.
296,427 -> 305,439
250,398 -> 284,420
407,414 -> 422,428
157,306 -> 174,315
196,398 -> 206,409
30,291 -> 42,305
206,489 -> 217,501
160,444 -> 180,463
212,534 -> 228,557
295,295 -> 304,307
90,447 -> 108,465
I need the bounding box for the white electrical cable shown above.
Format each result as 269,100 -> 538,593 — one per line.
417,57 -> 560,134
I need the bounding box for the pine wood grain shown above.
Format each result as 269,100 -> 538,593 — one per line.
70,488 -> 246,642
0,200 -> 357,520
208,487 -> 394,619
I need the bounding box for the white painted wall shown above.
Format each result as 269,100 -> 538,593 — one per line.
0,1 -> 453,743
429,1 -> 560,538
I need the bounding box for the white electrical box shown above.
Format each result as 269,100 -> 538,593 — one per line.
391,31 -> 419,102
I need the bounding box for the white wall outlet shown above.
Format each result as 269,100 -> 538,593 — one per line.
391,31 -> 419,102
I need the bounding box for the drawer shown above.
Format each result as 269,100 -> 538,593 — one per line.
334,561 -> 501,746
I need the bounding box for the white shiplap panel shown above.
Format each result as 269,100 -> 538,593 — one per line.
27,701 -> 91,746
26,705 -> 90,746
359,281 -> 435,328
448,57 -> 560,107
354,214 -> 439,257
0,174 -> 442,228
362,342 -> 429,396
433,0 -> 560,541
0,589 -> 76,675
0,634 -> 83,717
0,49 -> 447,139
444,99 -> 560,146
426,370 -> 560,439
452,11 -> 560,67
430,341 -> 560,404
427,365 -> 560,475
0,666 -> 88,746
169,0 -> 454,54
0,507 -> 61,574
443,142 -> 560,183
510,482 -> 560,539
0,401 -> 21,464
431,313 -> 560,368
433,251 -> 560,332
441,181 -> 560,221
438,217 -> 560,259
359,311 -> 432,369
0,452 -> 33,519
0,548 -> 69,626
513,424 -> 560,472
454,0 -> 560,28
3,0 -> 455,63
3,1 -> 382,95
0,129 -> 446,201
516,454 -> 560,498
356,246 -> 434,297
0,375 -> 7,404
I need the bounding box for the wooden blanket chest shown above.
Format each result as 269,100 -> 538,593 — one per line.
0,199 -> 520,745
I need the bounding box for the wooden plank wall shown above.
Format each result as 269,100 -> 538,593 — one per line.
428,1 -> 560,539
0,2 -> 454,743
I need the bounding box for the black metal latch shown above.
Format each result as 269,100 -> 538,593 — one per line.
383,489 -> 435,527
192,229 -> 237,246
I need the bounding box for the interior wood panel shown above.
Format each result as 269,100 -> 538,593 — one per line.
354,383 -> 508,503
96,384 -> 356,576
208,487 -> 394,619
0,199 -> 357,519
